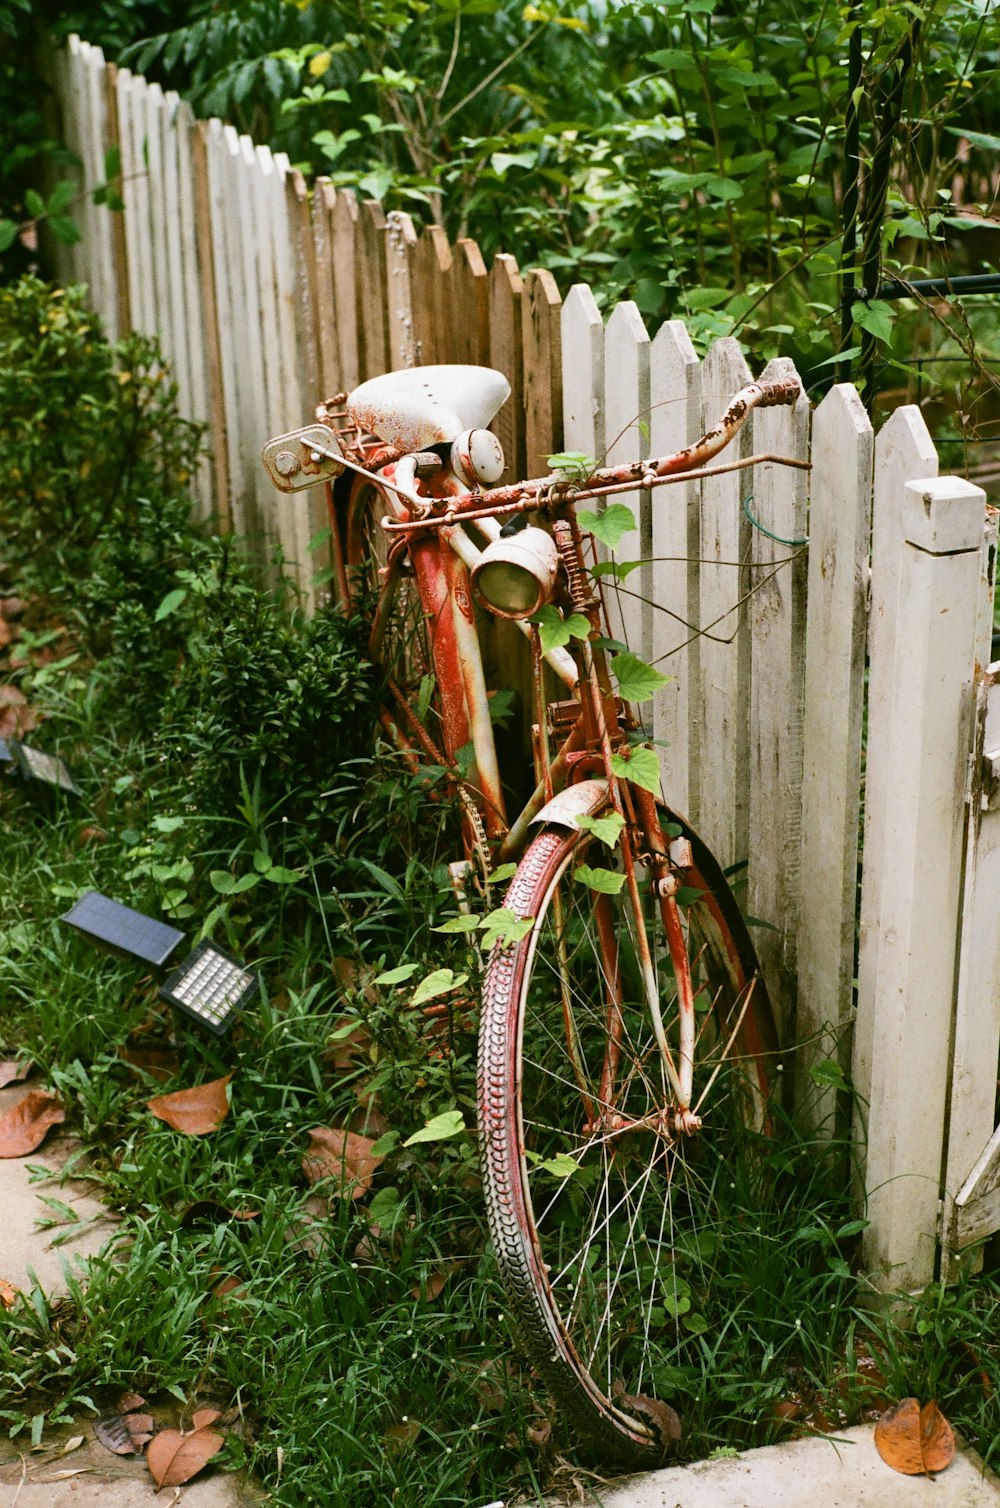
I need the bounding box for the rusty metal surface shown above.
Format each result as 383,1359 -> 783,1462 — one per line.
347,364 -> 511,451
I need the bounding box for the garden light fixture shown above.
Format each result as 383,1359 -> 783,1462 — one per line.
60,892 -> 260,1035
159,939 -> 260,1036
61,890 -> 186,968
7,738 -> 79,795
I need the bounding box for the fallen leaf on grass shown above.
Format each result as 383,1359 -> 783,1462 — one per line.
147,1424 -> 224,1489
875,1397 -> 955,1476
0,1090 -> 64,1157
191,1409 -> 222,1430
384,1418 -> 421,1454
119,1042 -> 180,1083
147,1075 -> 232,1136
0,1059 -> 32,1089
0,1278 -> 18,1308
117,1391 -> 146,1413
180,1200 -> 259,1228
0,684 -> 37,737
302,1127 -> 385,1199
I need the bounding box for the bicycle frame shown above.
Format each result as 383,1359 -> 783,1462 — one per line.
269,375 -> 801,1120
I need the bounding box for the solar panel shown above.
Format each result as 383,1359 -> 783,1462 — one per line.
61,890 -> 186,968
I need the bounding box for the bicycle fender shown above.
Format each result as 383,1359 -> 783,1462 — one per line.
530,778 -> 609,829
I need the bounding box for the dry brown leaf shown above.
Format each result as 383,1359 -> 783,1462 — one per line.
95,1415 -> 147,1456
191,1409 -> 222,1431
875,1398 -> 955,1476
146,1425 -> 224,1489
147,1075 -> 232,1136
0,1277 -> 19,1309
0,1060 -> 32,1089
116,1391 -> 146,1413
180,1199 -> 259,1228
0,1089 -> 65,1157
0,684 -> 37,737
302,1126 -> 385,1199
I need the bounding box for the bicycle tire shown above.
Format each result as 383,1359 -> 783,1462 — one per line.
477,800 -> 779,1465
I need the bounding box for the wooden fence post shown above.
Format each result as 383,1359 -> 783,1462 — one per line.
191,120 -> 228,524
385,211 -> 417,371
796,384 -> 873,1118
859,475 -> 988,1291
357,199 -> 389,380
603,301 -> 651,662
855,408 -> 939,1119
696,339 -> 754,870
521,268 -> 562,475
331,189 -> 360,392
649,320 -> 702,819
413,225 -> 453,368
745,357 -> 810,1046
560,283 -> 604,468
489,253 -> 524,484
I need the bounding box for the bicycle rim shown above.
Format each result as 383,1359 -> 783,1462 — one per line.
478,809 -> 779,1464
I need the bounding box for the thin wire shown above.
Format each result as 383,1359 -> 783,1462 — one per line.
647,549 -> 809,664
741,493 -> 809,547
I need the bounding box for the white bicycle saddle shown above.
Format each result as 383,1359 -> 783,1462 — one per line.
347,364 -> 511,452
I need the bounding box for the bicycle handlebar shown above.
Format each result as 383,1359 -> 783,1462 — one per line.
379,376 -> 804,531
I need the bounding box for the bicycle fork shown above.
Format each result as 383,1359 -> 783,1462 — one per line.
548,518 -> 701,1137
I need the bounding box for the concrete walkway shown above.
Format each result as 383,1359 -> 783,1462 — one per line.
564,1426 -> 1000,1507
0,1081 -> 258,1507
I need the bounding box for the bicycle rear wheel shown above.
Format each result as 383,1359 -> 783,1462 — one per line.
477,800 -> 779,1465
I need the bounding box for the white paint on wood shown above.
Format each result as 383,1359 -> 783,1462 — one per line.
173,99 -> 212,515
160,92 -> 193,429
855,407 -> 939,1117
219,124 -> 255,537
953,1114 -> 1000,1252
697,339 -> 754,867
746,358 -> 810,1046
144,81 -> 172,358
118,70 -> 155,339
603,301 -> 651,666
271,152 -> 316,599
861,475 -> 987,1292
81,42 -> 115,336
943,662 -> 1000,1265
796,384 -> 873,1123
203,118 -> 241,530
385,211 -> 417,371
561,284 -> 605,462
331,190 -> 360,392
649,320 -> 701,819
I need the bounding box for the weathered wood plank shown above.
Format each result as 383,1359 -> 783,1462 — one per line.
160,91 -> 194,432
414,224 -> 453,368
385,210 -> 418,370
860,475 -> 987,1291
854,407 -> 938,1120
191,118 -> 228,523
745,358 -> 810,1048
488,252 -> 524,483
357,199 -> 389,379
172,98 -> 211,514
797,384 -> 872,1120
649,320 -> 701,818
117,70 -> 155,339
282,160 -> 328,602
603,301 -> 651,666
202,118 -> 239,532
312,178 -> 340,398
144,81 -> 172,355
80,42 -> 115,335
521,268 -> 563,476
561,283 -> 605,464
103,62 -> 131,339
942,644 -> 1000,1269
453,238 -> 490,367
331,188 -> 360,392
696,339 -> 754,869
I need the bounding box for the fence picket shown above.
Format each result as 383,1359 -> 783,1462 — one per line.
696,339 -> 754,869
385,211 -> 418,370
560,284 -> 604,464
191,120 -> 227,521
854,407 -> 939,1122
273,153 -> 319,593
413,225 -> 453,368
453,239 -> 490,367
311,179 -> 340,398
602,302 -> 651,663
103,64 -> 131,339
521,269 -> 562,475
649,320 -> 701,818
160,92 -> 194,435
796,384 -> 872,1119
745,358 -> 810,1045
117,71 -> 155,339
331,189 -> 360,392
489,253 -> 525,484
357,199 -> 389,380
860,476 -> 987,1291
80,43 -> 116,336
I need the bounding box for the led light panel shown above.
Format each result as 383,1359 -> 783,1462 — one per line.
159,940 -> 259,1035
61,890 -> 186,968
8,739 -> 79,794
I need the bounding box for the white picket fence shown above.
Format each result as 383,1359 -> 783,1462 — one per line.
47,35 -> 1000,1294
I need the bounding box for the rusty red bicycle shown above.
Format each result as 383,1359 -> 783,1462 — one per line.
263,366 -> 801,1465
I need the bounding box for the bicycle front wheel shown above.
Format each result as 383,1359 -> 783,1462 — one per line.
478,801 -> 779,1465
